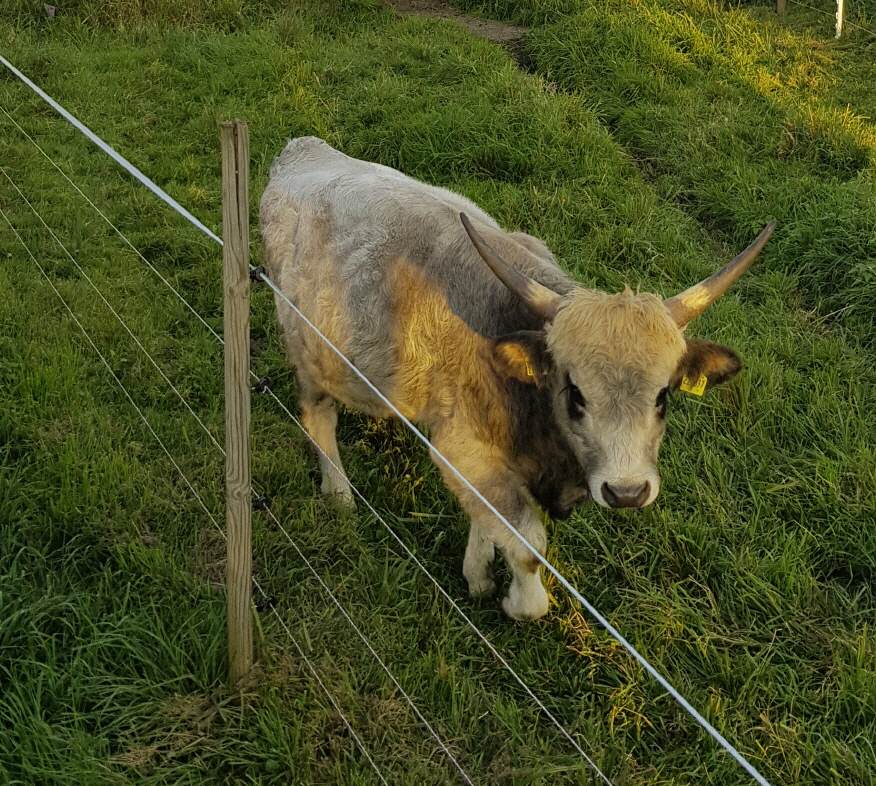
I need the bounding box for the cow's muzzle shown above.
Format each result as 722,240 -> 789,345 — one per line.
601,481 -> 651,509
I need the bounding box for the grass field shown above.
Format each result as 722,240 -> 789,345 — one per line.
1,1 -> 874,784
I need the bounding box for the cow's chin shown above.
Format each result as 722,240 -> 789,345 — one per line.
588,473 -> 661,510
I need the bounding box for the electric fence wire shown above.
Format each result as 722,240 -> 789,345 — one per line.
0,203 -> 389,786
0,105 -> 225,346
0,163 -> 225,457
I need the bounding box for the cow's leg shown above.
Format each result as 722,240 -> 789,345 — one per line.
496,506 -> 549,621
299,387 -> 354,508
474,498 -> 548,620
279,317 -> 355,508
463,523 -> 496,598
432,438 -> 549,620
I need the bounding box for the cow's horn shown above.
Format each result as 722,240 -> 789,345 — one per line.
664,222 -> 776,327
460,213 -> 561,322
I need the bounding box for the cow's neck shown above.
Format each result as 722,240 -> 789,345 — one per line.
502,376 -> 586,518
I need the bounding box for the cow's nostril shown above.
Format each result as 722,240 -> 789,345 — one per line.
632,481 -> 651,507
602,481 -> 651,509
601,482 -> 618,507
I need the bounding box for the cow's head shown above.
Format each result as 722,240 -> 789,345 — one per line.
460,213 -> 774,510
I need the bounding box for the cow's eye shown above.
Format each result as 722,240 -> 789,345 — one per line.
565,375 -> 586,420
656,386 -> 669,418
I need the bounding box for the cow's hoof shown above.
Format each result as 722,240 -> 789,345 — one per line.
467,575 -> 497,599
323,487 -> 356,513
502,590 -> 549,621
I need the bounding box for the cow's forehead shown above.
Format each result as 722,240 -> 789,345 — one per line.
547,288 -> 685,391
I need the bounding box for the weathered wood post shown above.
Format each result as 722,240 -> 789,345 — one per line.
220,120 -> 253,686
835,0 -> 845,37
776,0 -> 786,16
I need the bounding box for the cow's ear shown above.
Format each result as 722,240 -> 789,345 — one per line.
492,331 -> 551,386
672,339 -> 741,393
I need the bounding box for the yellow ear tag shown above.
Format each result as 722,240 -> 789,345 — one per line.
524,359 -> 535,380
680,373 -> 708,397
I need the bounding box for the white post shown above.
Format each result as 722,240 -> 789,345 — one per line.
836,0 -> 845,37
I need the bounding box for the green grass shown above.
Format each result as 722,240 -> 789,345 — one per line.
451,0 -> 876,28
530,0 -> 876,343
455,0 -> 876,345
0,1 -> 874,785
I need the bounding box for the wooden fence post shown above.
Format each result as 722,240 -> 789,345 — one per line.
835,0 -> 845,37
220,120 -> 253,686
776,0 -> 786,15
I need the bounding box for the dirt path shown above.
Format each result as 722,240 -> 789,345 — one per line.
384,0 -> 529,59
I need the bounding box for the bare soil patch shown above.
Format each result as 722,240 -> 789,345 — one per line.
385,0 -> 528,58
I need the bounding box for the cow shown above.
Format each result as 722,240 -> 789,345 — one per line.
259,136 -> 773,621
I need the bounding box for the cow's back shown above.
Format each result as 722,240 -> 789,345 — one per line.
259,137 -> 573,424
263,136 -> 498,236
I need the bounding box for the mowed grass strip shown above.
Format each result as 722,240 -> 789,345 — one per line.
1,1 -> 875,784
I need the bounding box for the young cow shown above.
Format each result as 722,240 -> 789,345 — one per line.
260,137 -> 773,620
